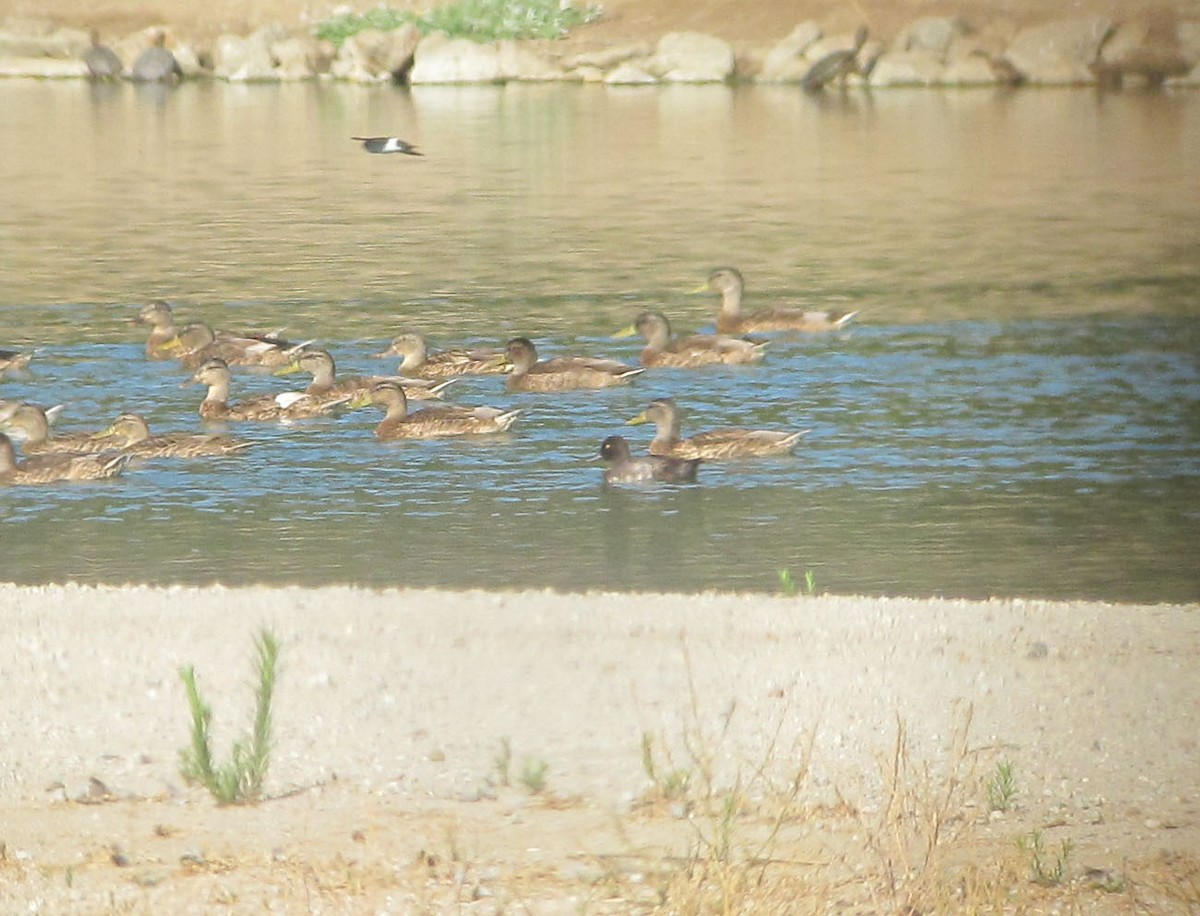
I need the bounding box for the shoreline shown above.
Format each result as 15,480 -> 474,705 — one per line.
2,582 -> 1196,910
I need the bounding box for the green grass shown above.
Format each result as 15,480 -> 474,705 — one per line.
986,759 -> 1017,812
315,0 -> 603,46
178,630 -> 279,805
1018,829 -> 1074,886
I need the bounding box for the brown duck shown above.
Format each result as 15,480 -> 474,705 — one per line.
504,337 -> 643,393
375,333 -> 508,378
700,268 -> 858,334
94,413 -> 254,457
615,310 -> 768,368
0,432 -> 128,484
628,397 -> 808,460
351,380 -> 521,439
192,357 -> 347,421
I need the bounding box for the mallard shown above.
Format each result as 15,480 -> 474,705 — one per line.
0,349 -> 33,378
351,380 -> 520,439
615,310 -> 768,368
374,333 -> 508,378
84,30 -> 123,79
628,397 -> 808,460
275,348 -> 456,404
134,300 -> 183,359
93,413 -> 253,457
192,357 -> 347,421
801,25 -> 870,91
700,268 -> 858,334
352,136 -> 422,156
598,435 -> 700,485
0,403 -> 113,455
172,321 -> 305,370
0,432 -> 128,485
504,337 -> 643,393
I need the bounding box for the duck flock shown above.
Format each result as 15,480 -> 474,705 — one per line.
0,267 -> 857,487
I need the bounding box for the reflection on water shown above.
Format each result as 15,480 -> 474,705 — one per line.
1,82 -> 1198,602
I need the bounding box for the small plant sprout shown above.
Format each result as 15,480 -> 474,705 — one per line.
519,757 -> 550,794
778,568 -> 817,596
641,732 -> 692,801
987,759 -> 1017,812
1018,830 -> 1074,886
178,629 -> 279,805
493,737 -> 513,787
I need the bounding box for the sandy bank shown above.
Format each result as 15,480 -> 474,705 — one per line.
0,584 -> 1196,911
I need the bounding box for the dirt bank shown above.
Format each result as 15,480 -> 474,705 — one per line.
1,585 -> 1196,911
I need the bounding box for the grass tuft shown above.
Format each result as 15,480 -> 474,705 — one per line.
986,759 -> 1017,812
315,0 -> 603,46
178,629 -> 279,805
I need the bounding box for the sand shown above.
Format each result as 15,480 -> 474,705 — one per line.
0,584 -> 1196,911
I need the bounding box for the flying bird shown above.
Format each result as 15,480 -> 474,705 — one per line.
352,136 -> 422,156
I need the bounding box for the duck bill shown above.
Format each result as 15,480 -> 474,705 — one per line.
347,391 -> 374,409
688,281 -> 710,294
612,324 -> 638,339
627,411 -> 650,426
273,362 -> 303,377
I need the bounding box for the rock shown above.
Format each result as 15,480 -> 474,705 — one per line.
409,32 -> 502,84
0,24 -> 89,58
0,56 -> 88,77
272,37 -> 324,80
868,50 -> 946,86
1096,18 -> 1192,87
1004,16 -> 1113,84
563,43 -> 651,71
603,61 -> 657,84
213,32 -> 278,81
941,53 -> 999,85
896,17 -> 968,59
498,41 -> 566,81
647,31 -> 733,82
758,20 -> 822,82
333,26 -> 420,83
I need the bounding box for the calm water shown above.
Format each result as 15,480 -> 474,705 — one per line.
1,80 -> 1198,601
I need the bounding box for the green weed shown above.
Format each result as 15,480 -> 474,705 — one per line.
986,759 -> 1017,812
315,0 -> 602,46
1018,829 -> 1074,886
178,630 -> 279,805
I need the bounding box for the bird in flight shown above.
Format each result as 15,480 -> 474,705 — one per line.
352,136 -> 423,156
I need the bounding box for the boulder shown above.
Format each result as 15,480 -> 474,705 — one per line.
868,50 -> 946,86
1004,16 -> 1112,84
1096,18 -> 1192,86
271,37 -> 324,80
332,26 -> 419,82
896,17 -> 968,59
213,32 -> 278,81
0,56 -> 88,77
498,41 -> 566,80
758,21 -> 822,82
409,32 -> 502,84
603,61 -> 657,84
563,43 -> 651,71
940,53 -> 1000,85
647,31 -> 733,82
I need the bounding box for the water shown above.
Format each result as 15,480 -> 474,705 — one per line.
1,80 -> 1198,602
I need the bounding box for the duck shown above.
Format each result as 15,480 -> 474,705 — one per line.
374,333 -> 508,378
130,29 -> 182,83
614,310 -> 768,368
351,380 -> 521,439
699,268 -> 858,334
83,30 -> 123,79
172,321 -> 305,370
801,25 -> 870,92
275,348 -> 456,404
598,435 -> 700,485
352,136 -> 422,156
191,357 -> 348,421
0,403 -> 113,455
503,337 -> 643,393
628,397 -> 808,460
134,300 -> 184,359
0,432 -> 128,485
0,349 -> 33,379
93,413 -> 254,458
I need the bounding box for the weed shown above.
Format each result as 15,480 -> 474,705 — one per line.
640,732 -> 692,801
315,0 -> 602,46
493,737 -> 512,787
1018,829 -> 1074,886
986,759 -> 1017,812
778,567 -> 817,596
519,757 -> 550,794
178,630 -> 279,805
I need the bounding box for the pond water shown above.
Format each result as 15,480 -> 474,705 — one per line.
1,80 -> 1198,602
